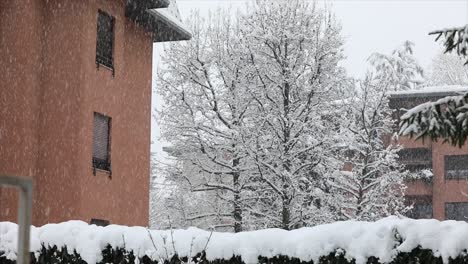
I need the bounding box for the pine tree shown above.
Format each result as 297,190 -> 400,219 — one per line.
430,25 -> 468,65
399,27 -> 468,146
400,93 -> 468,147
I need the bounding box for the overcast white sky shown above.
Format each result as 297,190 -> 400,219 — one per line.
151,0 -> 468,154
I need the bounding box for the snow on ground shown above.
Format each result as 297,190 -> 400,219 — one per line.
2,217 -> 468,264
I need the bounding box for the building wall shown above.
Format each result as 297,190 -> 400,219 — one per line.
0,0 -> 43,222
33,0 -> 86,225
431,142 -> 468,220
399,135 -> 468,220
0,0 -> 152,226
76,0 -> 152,226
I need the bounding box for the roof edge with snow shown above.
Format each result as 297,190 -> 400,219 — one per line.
125,0 -> 191,42
389,85 -> 468,99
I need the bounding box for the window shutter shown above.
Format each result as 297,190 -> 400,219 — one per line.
93,113 -> 111,170
96,10 -> 114,69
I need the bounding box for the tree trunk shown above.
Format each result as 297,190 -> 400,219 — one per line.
232,156 -> 242,233
282,79 -> 292,230
282,197 -> 291,230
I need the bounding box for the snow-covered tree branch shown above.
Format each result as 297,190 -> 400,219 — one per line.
399,92 -> 468,147
156,10 -> 256,232
239,0 -> 348,229
398,27 -> 468,147
429,25 -> 468,65
332,73 -> 409,220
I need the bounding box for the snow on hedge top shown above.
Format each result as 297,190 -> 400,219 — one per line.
2,217 -> 468,264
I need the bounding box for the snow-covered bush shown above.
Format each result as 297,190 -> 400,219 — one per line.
3,217 -> 468,264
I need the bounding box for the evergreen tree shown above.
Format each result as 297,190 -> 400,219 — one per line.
400,26 -> 468,146
430,25 -> 468,64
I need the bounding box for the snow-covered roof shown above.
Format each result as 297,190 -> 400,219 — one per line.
389,85 -> 468,99
125,0 -> 191,42
150,0 -> 191,42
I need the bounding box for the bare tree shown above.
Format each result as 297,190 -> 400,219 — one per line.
157,10 -> 257,232
428,52 -> 468,86
331,74 -> 409,221
239,0 -> 348,229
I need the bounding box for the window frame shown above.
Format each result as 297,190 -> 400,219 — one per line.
90,218 -> 110,226
405,195 -> 433,219
445,202 -> 468,221
398,148 -> 432,172
95,10 -> 115,75
92,112 -> 112,176
445,155 -> 468,181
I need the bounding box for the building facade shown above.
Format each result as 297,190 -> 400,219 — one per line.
0,0 -> 190,226
390,87 -> 468,221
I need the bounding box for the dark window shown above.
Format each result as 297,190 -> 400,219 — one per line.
398,148 -> 432,172
96,10 -> 114,70
445,202 -> 468,221
445,155 -> 468,180
90,218 -> 110,226
406,196 -> 433,219
93,112 -> 111,172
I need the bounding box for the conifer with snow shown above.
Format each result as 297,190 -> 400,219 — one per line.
399,27 -> 468,146
430,25 -> 468,65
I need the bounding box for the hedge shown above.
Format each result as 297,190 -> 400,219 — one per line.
2,217 -> 468,264
3,246 -> 468,264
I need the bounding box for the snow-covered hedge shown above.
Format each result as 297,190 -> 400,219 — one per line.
2,217 -> 468,264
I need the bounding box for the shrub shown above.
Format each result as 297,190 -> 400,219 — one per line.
2,247 -> 468,264
2,217 -> 468,264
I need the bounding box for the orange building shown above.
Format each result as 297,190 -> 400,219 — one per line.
389,86 -> 468,221
0,0 -> 190,226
